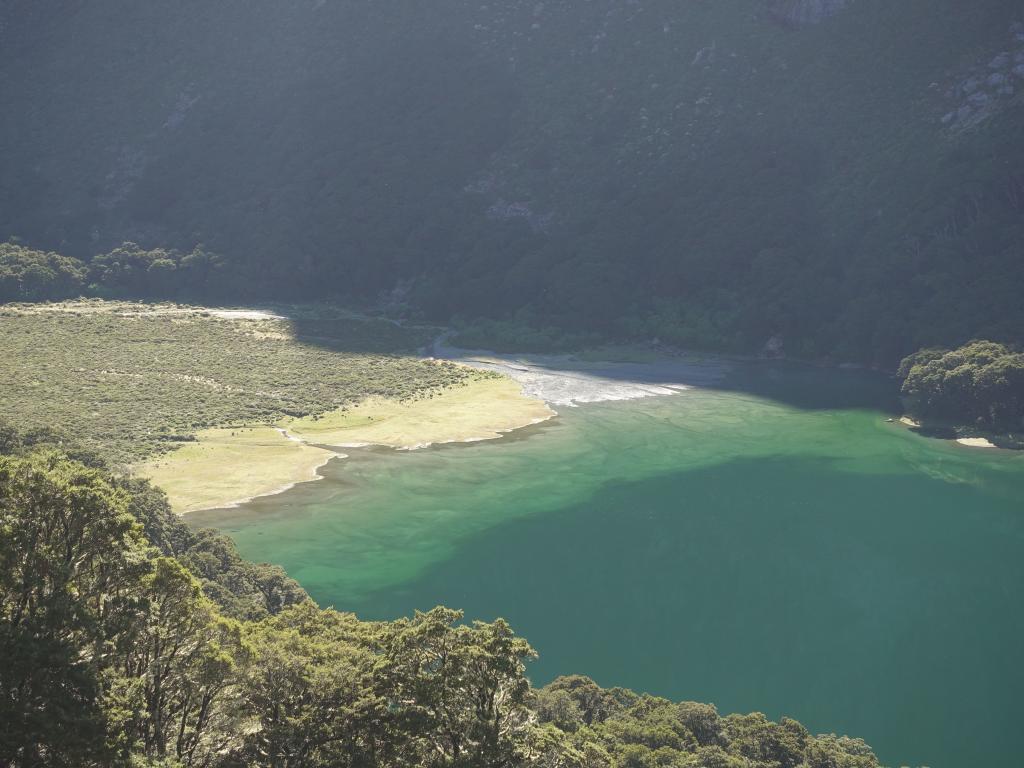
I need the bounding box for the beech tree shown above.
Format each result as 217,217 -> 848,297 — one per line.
0,453 -> 148,766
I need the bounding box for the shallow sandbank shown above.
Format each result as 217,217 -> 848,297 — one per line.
957,437 -> 998,448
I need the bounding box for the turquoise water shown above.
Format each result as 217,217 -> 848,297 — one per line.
194,365 -> 1024,767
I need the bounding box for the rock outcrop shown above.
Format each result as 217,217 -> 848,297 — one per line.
768,0 -> 851,27
939,22 -> 1024,132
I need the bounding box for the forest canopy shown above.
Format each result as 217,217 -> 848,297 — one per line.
899,340 -> 1024,433
0,242 -> 87,302
0,241 -> 235,302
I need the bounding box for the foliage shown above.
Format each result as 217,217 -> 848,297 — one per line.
379,607 -> 537,767
0,422 -> 308,621
123,475 -> 309,621
899,340 -> 1024,432
0,242 -> 87,302
451,315 -> 602,355
0,448 -> 883,767
530,677 -> 880,768
237,602 -> 385,767
0,452 -> 147,766
88,243 -> 234,300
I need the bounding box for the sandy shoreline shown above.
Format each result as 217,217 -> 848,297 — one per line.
431,336 -> 730,407
956,437 -> 998,449
283,375 -> 555,452
896,415 -> 1006,450
203,450 -> 342,511
143,336 -> 730,515
135,426 -> 343,515
141,376 -> 557,514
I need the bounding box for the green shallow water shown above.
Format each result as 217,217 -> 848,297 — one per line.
193,364 -> 1024,768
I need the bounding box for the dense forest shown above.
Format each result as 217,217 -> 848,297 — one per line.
2,1 -> 1023,364
899,340 -> 1024,433
0,242 -> 233,303
0,425 -> 880,767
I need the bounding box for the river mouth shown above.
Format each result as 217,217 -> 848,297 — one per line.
192,362 -> 1024,768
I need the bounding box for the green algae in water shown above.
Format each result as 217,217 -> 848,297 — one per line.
194,366 -> 1024,768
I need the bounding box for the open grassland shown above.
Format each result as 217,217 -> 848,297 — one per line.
0,300 -> 476,465
135,426 -> 339,514
286,376 -> 555,449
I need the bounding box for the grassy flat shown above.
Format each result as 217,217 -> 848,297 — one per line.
135,426 -> 338,514
0,300 -> 466,464
286,376 -> 555,449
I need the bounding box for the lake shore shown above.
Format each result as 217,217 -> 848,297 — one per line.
134,323 -> 735,514
135,426 -> 342,514
957,437 -> 998,448
896,415 -> 1020,451
284,375 -> 555,450
138,374 -> 557,514
431,336 -> 731,407
148,342 -> 734,514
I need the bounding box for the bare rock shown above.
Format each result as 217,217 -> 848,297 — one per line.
768,0 -> 851,27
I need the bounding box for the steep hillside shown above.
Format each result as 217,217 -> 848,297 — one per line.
1,0 -> 1022,363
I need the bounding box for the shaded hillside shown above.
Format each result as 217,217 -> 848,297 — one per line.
1,0 -> 1022,363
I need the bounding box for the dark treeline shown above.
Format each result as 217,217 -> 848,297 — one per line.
2,2 -> 1023,365
0,242 -> 234,303
0,426 -> 880,768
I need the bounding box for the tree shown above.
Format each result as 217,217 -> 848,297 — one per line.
900,340 -> 1024,431
0,453 -> 149,767
379,607 -> 537,767
237,602 -> 385,768
111,558 -> 249,766
722,713 -> 808,768
0,242 -> 87,301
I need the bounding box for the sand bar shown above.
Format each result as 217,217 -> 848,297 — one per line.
957,437 -> 998,448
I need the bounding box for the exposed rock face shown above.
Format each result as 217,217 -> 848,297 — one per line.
485,199 -> 554,233
768,0 -> 851,26
761,335 -> 785,359
939,22 -> 1024,132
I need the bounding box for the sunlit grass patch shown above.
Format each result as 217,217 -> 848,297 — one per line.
286,375 -> 555,449
134,425 -> 338,514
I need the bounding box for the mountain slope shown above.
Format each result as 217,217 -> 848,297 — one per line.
1,0 -> 1022,363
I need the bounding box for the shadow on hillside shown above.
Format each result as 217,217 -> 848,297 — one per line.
284,311 -> 901,414
284,313 -> 437,356
713,360 -> 901,413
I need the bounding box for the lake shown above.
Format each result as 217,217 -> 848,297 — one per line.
193,362 -> 1024,768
